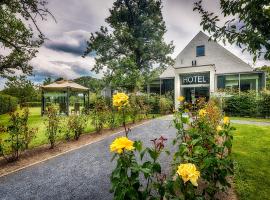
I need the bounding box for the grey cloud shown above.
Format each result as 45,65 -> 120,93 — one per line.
44,30 -> 90,55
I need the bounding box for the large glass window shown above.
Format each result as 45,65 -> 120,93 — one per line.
217,73 -> 264,92
240,74 -> 259,91
196,45 -> 205,57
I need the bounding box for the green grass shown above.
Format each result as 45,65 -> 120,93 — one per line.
230,116 -> 270,123
0,107 -> 158,149
0,107 -> 83,148
233,124 -> 270,200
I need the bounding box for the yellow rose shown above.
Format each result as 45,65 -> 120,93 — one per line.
223,116 -> 230,125
177,96 -> 185,102
110,137 -> 134,154
177,163 -> 200,186
198,109 -> 207,117
216,125 -> 223,132
113,93 -> 129,107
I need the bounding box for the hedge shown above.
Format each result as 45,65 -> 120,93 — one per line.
224,91 -> 270,118
224,92 -> 258,117
0,94 -> 18,114
21,102 -> 41,107
258,92 -> 270,118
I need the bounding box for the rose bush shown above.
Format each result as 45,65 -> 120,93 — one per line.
110,94 -> 235,200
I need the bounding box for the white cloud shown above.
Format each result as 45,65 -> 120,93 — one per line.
1,0 -> 269,89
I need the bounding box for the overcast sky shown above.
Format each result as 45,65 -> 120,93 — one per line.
0,0 -> 269,88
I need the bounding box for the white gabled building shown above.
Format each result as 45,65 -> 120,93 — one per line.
159,31 -> 266,109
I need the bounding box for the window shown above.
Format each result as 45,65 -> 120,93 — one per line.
216,73 -> 264,92
196,45 -> 205,57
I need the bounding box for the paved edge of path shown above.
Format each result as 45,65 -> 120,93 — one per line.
0,116 -> 170,178
231,119 -> 270,126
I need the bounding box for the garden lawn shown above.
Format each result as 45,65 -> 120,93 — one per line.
0,107 -> 96,149
232,124 -> 270,200
0,107 -> 159,149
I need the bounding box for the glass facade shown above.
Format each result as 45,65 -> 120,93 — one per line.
145,78 -> 174,95
217,72 -> 265,91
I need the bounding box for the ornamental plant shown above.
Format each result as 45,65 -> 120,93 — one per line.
110,136 -> 168,200
113,93 -> 130,136
0,108 -> 37,162
45,106 -> 61,149
172,99 -> 235,198
91,96 -> 108,133
67,114 -> 88,140
110,96 -> 235,200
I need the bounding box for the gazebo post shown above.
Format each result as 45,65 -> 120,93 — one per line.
67,88 -> 70,116
88,90 -> 90,108
83,93 -> 86,108
41,90 -> 45,116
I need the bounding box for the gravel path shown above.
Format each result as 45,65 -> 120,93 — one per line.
0,116 -> 176,200
231,119 -> 270,126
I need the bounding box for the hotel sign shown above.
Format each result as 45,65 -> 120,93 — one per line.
181,73 -> 210,85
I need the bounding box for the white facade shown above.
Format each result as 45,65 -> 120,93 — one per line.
160,31 -> 264,109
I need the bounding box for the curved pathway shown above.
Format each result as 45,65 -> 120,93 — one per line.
231,119 -> 270,126
0,116 -> 176,200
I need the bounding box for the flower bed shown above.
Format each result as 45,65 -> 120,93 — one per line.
109,96 -> 235,199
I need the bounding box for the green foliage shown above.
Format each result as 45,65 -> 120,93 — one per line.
257,65 -> 270,90
110,137 -> 167,200
172,100 -> 235,198
110,99 -> 235,199
2,76 -> 40,105
224,91 -> 258,117
91,96 -> 109,133
0,0 -> 53,77
159,96 -> 173,115
223,90 -> 270,118
66,114 -> 88,140
84,0 -> 174,91
147,94 -> 160,114
194,0 -> 270,61
0,94 -> 18,114
45,106 -> 61,149
107,108 -> 121,130
258,91 -> 270,118
73,76 -> 105,93
21,102 -> 41,107
0,108 -> 37,161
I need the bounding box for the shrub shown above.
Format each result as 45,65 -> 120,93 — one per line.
0,94 -> 18,114
21,102 -> 41,107
91,96 -> 108,133
128,94 -> 141,123
45,106 -> 61,149
109,97 -> 235,199
20,107 -> 37,149
0,108 -> 37,162
258,91 -> 270,118
139,96 -> 151,119
67,114 -> 88,140
147,94 -> 160,114
159,96 -> 173,114
224,91 -> 258,117
107,108 -> 120,130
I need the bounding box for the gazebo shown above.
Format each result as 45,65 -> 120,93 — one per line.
41,80 -> 90,116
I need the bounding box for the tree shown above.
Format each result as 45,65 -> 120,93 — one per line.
2,76 -> 38,104
194,0 -> 270,61
43,77 -> 53,86
84,0 -> 174,92
257,65 -> 270,89
0,0 -> 54,77
73,76 -> 105,93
